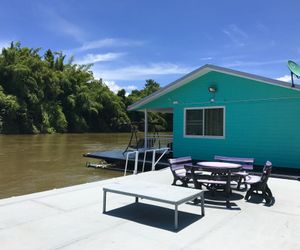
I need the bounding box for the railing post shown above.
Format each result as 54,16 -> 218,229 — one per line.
144,109 -> 148,149
151,150 -> 156,171
133,151 -> 139,175
124,151 -> 139,176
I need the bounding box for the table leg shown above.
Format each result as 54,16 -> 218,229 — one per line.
174,204 -> 178,230
200,192 -> 205,216
103,190 -> 107,213
226,173 -> 231,208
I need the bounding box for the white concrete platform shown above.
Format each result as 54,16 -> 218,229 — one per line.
0,169 -> 299,250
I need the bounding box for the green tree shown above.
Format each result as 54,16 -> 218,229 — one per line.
0,42 -> 170,134
125,79 -> 171,132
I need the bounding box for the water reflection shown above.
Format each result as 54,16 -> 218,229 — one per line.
0,133 -> 129,199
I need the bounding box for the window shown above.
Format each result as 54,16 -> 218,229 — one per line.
185,107 -> 224,137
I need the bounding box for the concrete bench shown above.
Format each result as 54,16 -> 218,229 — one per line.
103,180 -> 205,230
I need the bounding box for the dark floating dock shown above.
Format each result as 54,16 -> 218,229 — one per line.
84,150 -> 128,162
83,150 -> 300,180
83,150 -> 170,172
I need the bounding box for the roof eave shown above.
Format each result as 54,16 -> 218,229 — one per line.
127,64 -> 300,111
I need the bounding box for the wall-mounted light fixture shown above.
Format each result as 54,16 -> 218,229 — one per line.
208,86 -> 217,93
208,85 -> 217,102
168,98 -> 179,105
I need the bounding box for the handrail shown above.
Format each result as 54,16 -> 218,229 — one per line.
124,151 -> 139,176
142,149 -> 155,173
145,134 -> 173,138
142,147 -> 169,172
144,134 -> 173,150
124,147 -> 170,176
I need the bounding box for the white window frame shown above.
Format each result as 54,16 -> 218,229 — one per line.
183,106 -> 225,139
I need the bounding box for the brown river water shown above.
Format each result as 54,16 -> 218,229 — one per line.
0,133 -> 130,199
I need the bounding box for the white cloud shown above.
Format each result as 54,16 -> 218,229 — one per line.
103,80 -> 137,94
224,59 -> 286,68
223,30 -> 244,47
200,57 -> 213,60
77,38 -> 144,52
74,52 -> 124,64
276,75 -> 291,82
94,63 -> 193,81
256,23 -> 268,33
57,18 -> 83,41
39,7 -> 85,42
126,85 -> 137,91
0,40 -> 11,49
229,24 -> 248,38
104,80 -> 122,93
223,24 -> 248,47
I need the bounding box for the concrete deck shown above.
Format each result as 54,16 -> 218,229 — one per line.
0,169 -> 299,250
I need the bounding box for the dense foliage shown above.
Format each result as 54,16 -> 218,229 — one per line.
122,80 -> 172,132
0,42 -> 170,134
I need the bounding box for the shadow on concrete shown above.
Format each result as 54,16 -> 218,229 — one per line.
104,202 -> 203,232
200,191 -> 244,210
245,195 -> 276,207
204,191 -> 244,201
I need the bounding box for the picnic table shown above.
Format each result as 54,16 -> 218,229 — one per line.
185,161 -> 242,208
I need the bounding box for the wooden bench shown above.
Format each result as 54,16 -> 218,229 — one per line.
103,180 -> 205,230
214,155 -> 255,189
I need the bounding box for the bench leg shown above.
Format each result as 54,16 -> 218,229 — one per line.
103,190 -> 107,213
135,197 -> 139,203
245,186 -> 255,200
174,204 -> 178,230
265,185 -> 273,199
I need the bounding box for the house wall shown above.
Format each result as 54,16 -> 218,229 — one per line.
137,71 -> 300,169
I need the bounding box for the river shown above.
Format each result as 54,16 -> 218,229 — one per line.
0,133 -> 130,199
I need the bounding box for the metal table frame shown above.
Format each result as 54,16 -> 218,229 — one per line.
103,184 -> 205,230
187,161 -> 242,208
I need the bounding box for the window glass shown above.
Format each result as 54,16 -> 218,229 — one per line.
204,108 -> 224,136
186,109 -> 203,135
185,108 -> 224,137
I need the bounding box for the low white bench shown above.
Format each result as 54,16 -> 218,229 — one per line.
103,180 -> 205,230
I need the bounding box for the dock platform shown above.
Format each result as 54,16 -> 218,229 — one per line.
0,169 -> 299,249
83,149 -> 170,171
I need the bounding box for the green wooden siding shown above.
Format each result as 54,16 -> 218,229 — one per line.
136,71 -> 300,169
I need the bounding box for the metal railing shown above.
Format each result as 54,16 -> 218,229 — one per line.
124,151 -> 139,176
123,134 -> 172,176
123,148 -> 170,176
146,133 -> 173,149
142,147 -> 170,172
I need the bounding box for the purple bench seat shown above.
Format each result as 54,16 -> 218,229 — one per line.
214,155 -> 254,170
168,156 -> 193,187
245,161 -> 274,205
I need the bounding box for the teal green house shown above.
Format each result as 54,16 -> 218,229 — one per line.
128,64 -> 300,169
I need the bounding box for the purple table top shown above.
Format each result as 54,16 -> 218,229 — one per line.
197,161 -> 242,171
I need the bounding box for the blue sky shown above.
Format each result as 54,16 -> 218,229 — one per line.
1,0 -> 300,92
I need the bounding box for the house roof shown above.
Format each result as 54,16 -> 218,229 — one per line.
128,64 -> 300,111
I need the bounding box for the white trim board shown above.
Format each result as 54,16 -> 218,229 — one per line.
183,106 -> 225,139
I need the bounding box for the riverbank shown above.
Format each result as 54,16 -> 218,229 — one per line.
0,169 -> 299,250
